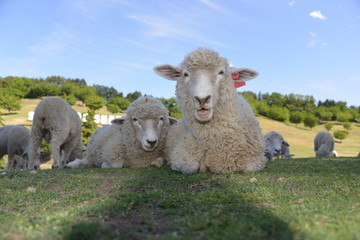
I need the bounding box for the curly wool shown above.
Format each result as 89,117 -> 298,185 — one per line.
86,97 -> 171,168
166,48 -> 266,173
314,131 -> 335,157
28,97 -> 83,169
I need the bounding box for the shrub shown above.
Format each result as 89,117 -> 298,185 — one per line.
343,122 -> 352,133
61,95 -> 77,106
324,122 -> 333,131
85,96 -> 106,111
303,115 -> 318,129
289,111 -> 304,126
106,104 -> 120,114
333,131 -> 348,143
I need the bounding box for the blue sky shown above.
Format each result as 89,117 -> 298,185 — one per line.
0,0 -> 359,106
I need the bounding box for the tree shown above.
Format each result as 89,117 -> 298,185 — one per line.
343,122 -> 352,133
267,106 -> 289,122
75,86 -> 97,105
337,111 -> 352,122
303,115 -> 318,129
0,92 -> 22,113
333,131 -> 348,143
82,110 -> 97,146
110,96 -> 130,111
106,104 -> 120,114
324,122 -> 333,131
289,111 -> 304,126
85,95 -> 106,111
126,91 -> 142,103
61,95 -> 77,106
161,97 -> 182,119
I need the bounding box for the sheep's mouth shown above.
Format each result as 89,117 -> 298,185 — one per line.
195,108 -> 212,122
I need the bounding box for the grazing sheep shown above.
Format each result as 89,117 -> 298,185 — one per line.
264,131 -> 292,161
357,152 -> 360,158
153,48 -> 266,174
0,125 -> 50,171
27,97 -> 84,169
314,131 -> 336,157
66,97 -> 176,169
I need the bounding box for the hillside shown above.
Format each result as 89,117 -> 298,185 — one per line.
1,98 -> 359,158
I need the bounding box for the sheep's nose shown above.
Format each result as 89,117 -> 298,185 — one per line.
147,140 -> 157,148
194,95 -> 211,105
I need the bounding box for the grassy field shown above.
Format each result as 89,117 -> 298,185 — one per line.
1,158 -> 360,240
1,98 -> 360,239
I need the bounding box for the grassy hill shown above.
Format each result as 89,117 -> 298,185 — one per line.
1,98 -> 359,159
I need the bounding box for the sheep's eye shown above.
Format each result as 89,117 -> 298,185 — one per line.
160,117 -> 165,121
184,72 -> 189,77
219,70 -> 224,75
132,117 -> 138,122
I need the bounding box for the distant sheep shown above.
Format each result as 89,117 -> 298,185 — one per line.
357,152 -> 360,158
27,97 -> 84,169
314,131 -> 336,157
153,48 -> 266,174
66,97 -> 176,169
264,131 -> 292,161
0,125 -> 50,171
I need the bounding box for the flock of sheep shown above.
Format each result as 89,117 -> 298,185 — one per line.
0,48 -> 358,173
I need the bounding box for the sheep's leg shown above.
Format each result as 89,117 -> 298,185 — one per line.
101,160 -> 124,168
65,159 -> 93,168
50,139 -> 62,169
150,157 -> 164,168
28,136 -> 42,170
5,153 -> 15,171
170,149 -> 199,174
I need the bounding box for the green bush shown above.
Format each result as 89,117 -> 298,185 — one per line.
289,111 -> 304,125
324,122 -> 333,131
303,115 -> 318,129
342,122 -> 352,133
267,106 -> 289,122
333,131 -> 348,143
106,104 -> 120,114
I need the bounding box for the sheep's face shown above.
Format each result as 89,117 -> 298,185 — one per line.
131,116 -> 166,152
265,132 -> 289,157
183,67 -> 226,122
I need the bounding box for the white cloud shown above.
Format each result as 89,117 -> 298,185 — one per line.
288,1 -> 295,7
309,10 -> 327,20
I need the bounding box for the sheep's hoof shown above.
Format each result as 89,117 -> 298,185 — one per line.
63,165 -> 71,169
51,165 -> 60,169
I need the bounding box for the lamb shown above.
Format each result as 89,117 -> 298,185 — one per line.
153,48 -> 267,174
264,131 -> 292,161
27,97 -> 84,169
0,125 -> 50,171
314,131 -> 336,157
65,97 -> 176,169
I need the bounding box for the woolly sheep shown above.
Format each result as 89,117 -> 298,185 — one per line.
264,131 -> 292,161
0,125 -> 50,171
357,152 -> 360,158
154,48 -> 267,174
314,131 -> 336,157
65,97 -> 177,169
27,97 -> 84,169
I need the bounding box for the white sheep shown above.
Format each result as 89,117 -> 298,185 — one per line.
0,125 -> 50,171
314,131 -> 336,157
264,131 -> 292,161
153,48 -> 267,174
65,97 -> 176,169
27,97 -> 84,169
357,152 -> 360,158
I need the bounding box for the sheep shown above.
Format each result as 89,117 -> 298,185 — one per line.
153,48 -> 267,174
357,152 -> 360,158
264,131 -> 292,161
0,125 -> 50,171
314,131 -> 336,157
27,97 -> 84,169
65,97 -> 177,169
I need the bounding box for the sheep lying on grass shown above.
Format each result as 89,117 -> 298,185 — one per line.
0,125 -> 50,171
66,97 -> 176,169
28,97 -> 84,169
314,131 -> 336,157
154,48 -> 266,174
264,131 -> 292,161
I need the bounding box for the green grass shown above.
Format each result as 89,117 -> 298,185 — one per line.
1,158 -> 360,240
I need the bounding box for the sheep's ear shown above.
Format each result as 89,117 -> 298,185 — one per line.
282,139 -> 290,147
111,117 -> 126,125
229,68 -> 259,88
169,117 -> 178,125
153,64 -> 182,81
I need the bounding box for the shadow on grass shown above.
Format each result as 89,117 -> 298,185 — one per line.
63,168 -> 297,240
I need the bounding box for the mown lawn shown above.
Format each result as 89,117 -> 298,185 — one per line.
1,158 -> 359,240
